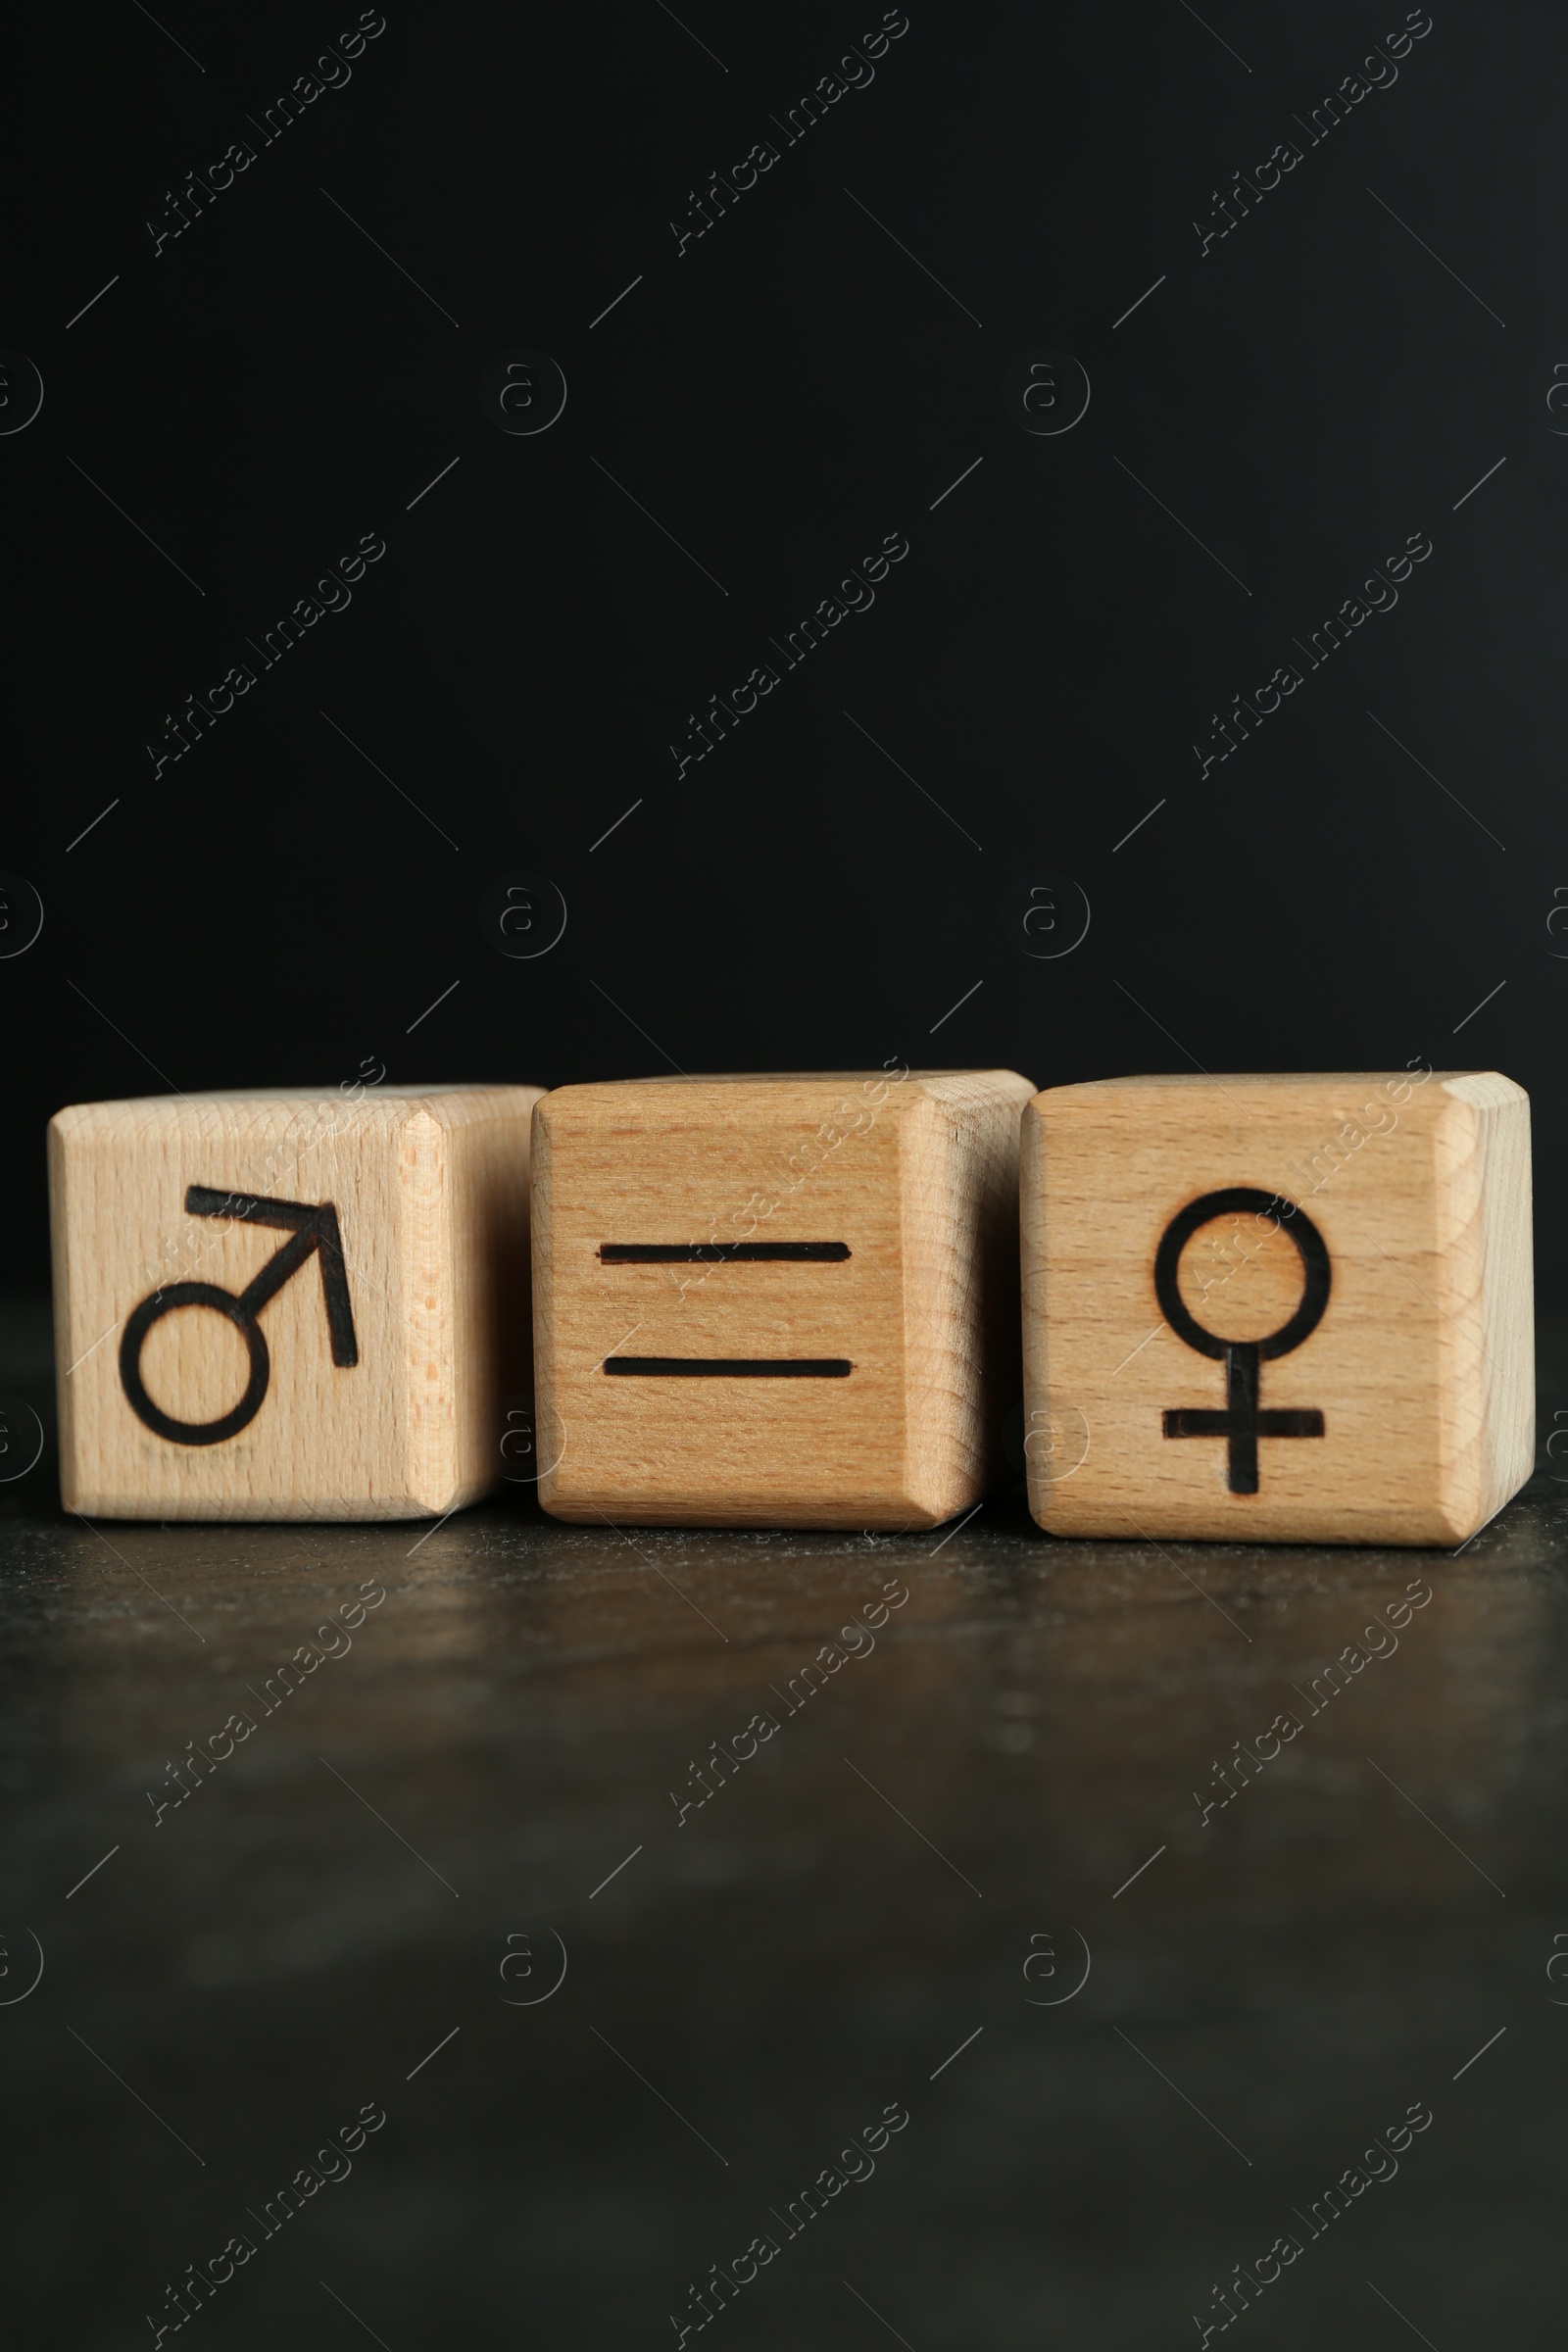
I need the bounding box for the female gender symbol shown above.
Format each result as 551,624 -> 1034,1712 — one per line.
1154,1187 -> 1329,1494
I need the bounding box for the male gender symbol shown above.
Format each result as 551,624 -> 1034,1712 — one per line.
1154,1187 -> 1329,1494
120,1188 -> 358,1446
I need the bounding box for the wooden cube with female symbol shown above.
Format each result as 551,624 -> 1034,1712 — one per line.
1021,1071 -> 1534,1545
49,1084 -> 541,1518
530,1069 -> 1034,1528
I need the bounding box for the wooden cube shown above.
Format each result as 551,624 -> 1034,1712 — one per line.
49,1085 -> 541,1520
1021,1071 -> 1533,1545
531,1070 -> 1034,1528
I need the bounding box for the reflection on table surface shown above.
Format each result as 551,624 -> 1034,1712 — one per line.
1,1312 -> 1565,2347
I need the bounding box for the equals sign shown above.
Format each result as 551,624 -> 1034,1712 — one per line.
599,1242 -> 853,1376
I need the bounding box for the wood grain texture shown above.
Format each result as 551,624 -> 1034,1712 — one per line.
49,1085 -> 540,1520
1022,1071 -> 1534,1545
532,1069 -> 1034,1529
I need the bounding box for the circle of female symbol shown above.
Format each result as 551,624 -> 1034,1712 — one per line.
1154,1188 -> 1330,1496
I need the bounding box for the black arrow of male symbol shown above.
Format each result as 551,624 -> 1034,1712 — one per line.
184,1188 -> 359,1364
119,1189 -> 358,1446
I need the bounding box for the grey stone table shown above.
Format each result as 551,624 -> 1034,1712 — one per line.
2,1301 -> 1565,2348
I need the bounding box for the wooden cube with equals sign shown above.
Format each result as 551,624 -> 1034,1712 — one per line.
530,1069 -> 1034,1528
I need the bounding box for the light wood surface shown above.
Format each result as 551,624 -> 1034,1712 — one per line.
1021,1072 -> 1534,1545
532,1070 -> 1034,1529
49,1085 -> 540,1520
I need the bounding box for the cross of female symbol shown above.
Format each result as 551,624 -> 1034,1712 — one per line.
1154,1188 -> 1329,1494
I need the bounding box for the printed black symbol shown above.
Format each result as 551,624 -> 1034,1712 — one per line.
1154,1188 -> 1328,1494
600,1242 -> 853,1375
606,1358 -> 852,1378
121,1189 -> 358,1446
600,1243 -> 850,1264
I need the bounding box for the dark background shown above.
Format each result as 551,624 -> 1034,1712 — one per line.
5,10 -> 1568,2349
2,0 -> 1559,1294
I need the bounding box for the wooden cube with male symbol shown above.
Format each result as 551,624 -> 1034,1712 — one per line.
531,1070 -> 1034,1527
49,1084 -> 541,1519
1021,1071 -> 1533,1544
